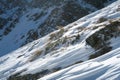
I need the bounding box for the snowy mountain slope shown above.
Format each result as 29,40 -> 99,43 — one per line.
0,0 -> 120,80
40,47 -> 120,80
0,0 -> 116,56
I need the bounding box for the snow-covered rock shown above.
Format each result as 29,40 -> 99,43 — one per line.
0,0 -> 120,80
0,0 -> 116,56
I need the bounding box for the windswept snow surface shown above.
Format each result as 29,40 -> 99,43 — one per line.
0,0 -> 117,56
39,47 -> 120,80
0,0 -> 120,80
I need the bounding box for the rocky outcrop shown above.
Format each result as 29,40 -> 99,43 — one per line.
86,20 -> 120,59
8,68 -> 61,80
0,0 -> 116,55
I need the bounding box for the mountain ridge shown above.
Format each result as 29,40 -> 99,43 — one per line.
0,0 -> 116,56
0,0 -> 120,80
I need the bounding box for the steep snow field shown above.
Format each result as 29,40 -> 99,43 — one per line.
0,0 -> 116,56
0,0 -> 120,80
0,7 -> 55,56
40,47 -> 120,80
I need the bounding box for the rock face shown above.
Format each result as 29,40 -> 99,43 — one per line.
0,0 -> 116,55
86,20 -> 120,59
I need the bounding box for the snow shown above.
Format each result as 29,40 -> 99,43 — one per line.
0,0 -> 120,80
39,47 -> 120,80
0,7 -> 54,56
109,37 -> 120,49
74,0 -> 120,25
0,0 -> 117,57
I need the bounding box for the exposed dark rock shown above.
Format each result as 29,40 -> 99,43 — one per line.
26,29 -> 39,43
84,0 -> 108,9
0,0 -> 117,56
8,68 -> 62,80
86,20 -> 120,59
89,46 -> 112,59
62,1 -> 89,24
0,18 -> 7,29
8,69 -> 50,80
97,17 -> 108,23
